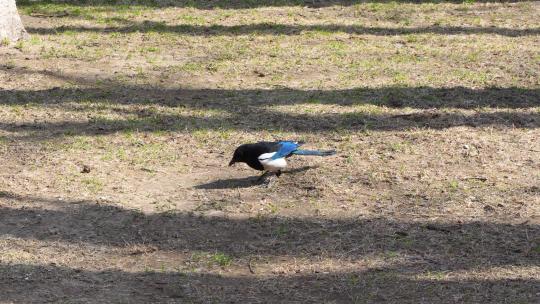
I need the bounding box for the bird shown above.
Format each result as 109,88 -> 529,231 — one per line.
229,141 -> 336,182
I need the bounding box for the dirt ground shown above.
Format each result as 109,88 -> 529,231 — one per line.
0,0 -> 539,303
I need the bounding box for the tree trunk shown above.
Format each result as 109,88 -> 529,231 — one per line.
0,0 -> 28,42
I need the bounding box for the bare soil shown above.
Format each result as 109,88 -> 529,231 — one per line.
1,1 -> 539,303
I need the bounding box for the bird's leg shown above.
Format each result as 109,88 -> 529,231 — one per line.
263,174 -> 278,188
256,171 -> 279,188
265,170 -> 284,188
265,178 -> 275,188
257,171 -> 270,182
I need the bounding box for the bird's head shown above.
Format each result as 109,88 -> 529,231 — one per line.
229,145 -> 245,166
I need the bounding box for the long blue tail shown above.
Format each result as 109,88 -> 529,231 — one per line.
292,149 -> 336,156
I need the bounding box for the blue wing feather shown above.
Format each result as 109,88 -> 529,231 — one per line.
271,141 -> 300,159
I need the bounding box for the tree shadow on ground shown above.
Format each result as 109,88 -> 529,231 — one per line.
17,0 -> 530,10
0,192 -> 537,267
0,192 -> 538,302
0,68 -> 538,140
0,262 -> 537,303
26,22 -> 540,37
2,108 -> 537,141
2,66 -> 538,110
195,166 -> 314,189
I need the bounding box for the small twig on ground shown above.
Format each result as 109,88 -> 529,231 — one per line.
424,224 -> 451,233
30,11 -> 70,18
248,258 -> 255,274
140,167 -> 165,173
461,176 -> 488,182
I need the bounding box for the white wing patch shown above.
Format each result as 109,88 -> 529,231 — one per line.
258,152 -> 287,172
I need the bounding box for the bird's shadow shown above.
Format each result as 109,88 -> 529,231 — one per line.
195,166 -> 315,190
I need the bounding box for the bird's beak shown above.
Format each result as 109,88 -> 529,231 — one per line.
229,160 -> 235,166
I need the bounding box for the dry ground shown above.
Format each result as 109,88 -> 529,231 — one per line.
1,0 -> 539,303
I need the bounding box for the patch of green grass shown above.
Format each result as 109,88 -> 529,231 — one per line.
356,104 -> 386,115
405,34 -> 419,43
390,52 -> 421,64
1,38 -> 10,47
385,251 -> 399,258
306,98 -> 322,104
449,180 -> 460,192
7,104 -> 25,117
153,199 -> 177,213
81,177 -> 104,193
136,142 -> 174,163
172,62 -> 205,73
451,69 -> 489,85
101,146 -> 128,162
178,14 -> 205,24
348,274 -> 360,286
189,251 -> 206,263
389,141 -> 411,153
14,40 -> 26,51
134,66 -> 146,78
365,2 -> 387,13
391,71 -> 410,85
96,16 -> 130,25
192,129 -> 212,141
466,50 -> 481,63
326,40 -> 347,52
211,252 -> 232,267
142,46 -> 160,53
423,270 -> 449,280
344,155 -> 355,164
28,36 -> 42,46
397,236 -> 414,247
68,137 -> 93,150
276,224 -> 288,237
19,1 -> 151,20
146,55 -> 159,65
267,202 -> 279,214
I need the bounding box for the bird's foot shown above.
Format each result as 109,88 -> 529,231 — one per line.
262,177 -> 276,188
258,174 -> 278,188
257,171 -> 270,182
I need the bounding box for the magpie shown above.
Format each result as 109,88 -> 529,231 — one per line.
229,141 -> 336,181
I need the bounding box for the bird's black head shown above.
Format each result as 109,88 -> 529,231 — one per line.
229,145 -> 248,166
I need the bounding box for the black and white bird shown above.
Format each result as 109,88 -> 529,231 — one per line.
229,141 -> 336,181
